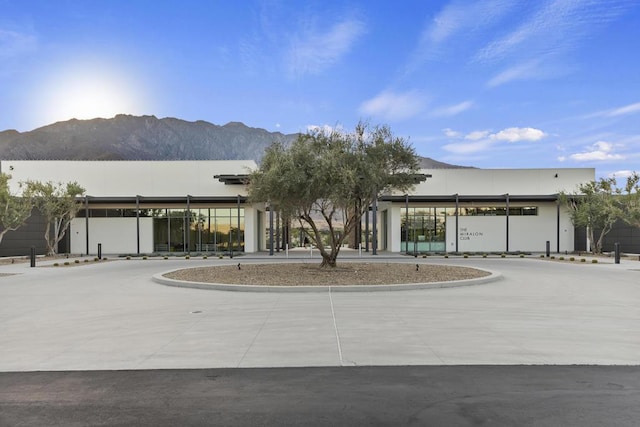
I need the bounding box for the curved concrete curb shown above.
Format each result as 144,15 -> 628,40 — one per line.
152,265 -> 503,293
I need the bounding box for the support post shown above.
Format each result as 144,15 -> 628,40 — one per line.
405,194 -> 409,255
546,240 -> 550,258
237,195 -> 241,253
268,205 -> 274,256
556,197 -> 561,253
455,194 -> 459,253
30,246 -> 36,267
505,193 -> 510,253
372,194 -> 378,255
614,242 -> 621,264
85,196 -> 89,255
98,243 -> 102,260
136,195 -> 140,255
365,209 -> 370,252
186,195 -> 191,255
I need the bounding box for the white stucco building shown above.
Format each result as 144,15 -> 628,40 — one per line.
1,160 -> 594,255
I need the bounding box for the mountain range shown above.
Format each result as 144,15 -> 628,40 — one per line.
0,115 -> 468,168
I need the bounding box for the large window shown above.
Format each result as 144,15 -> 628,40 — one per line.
153,207 -> 244,253
401,207 -> 450,253
455,206 -> 538,216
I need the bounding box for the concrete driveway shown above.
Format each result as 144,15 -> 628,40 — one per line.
1,254 -> 638,371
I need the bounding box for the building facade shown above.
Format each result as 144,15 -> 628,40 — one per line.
1,160 -> 596,256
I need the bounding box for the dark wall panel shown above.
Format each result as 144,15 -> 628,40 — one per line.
0,210 -> 48,256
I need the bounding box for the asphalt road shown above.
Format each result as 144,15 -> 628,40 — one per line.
1,366 -> 639,426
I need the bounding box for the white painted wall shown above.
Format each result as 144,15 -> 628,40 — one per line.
445,216 -> 507,252
388,205 -> 402,252
408,168 -> 594,196
70,217 -> 154,254
244,206 -> 258,253
444,204 -> 575,252
3,160 -> 256,197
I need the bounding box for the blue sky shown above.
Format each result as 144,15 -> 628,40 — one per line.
1,0 -> 639,178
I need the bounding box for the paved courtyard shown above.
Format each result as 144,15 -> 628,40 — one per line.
1,253 -> 639,371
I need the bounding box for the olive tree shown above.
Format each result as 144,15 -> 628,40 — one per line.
248,122 -> 420,267
29,181 -> 85,256
0,173 -> 34,246
560,177 -> 621,254
620,172 -> 640,228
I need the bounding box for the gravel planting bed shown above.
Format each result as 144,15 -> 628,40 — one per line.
163,262 -> 490,286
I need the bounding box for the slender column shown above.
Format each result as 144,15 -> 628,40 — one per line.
269,205 -> 274,256
276,210 -> 280,252
237,195 -> 241,252
85,196 -> 89,255
405,194 -> 409,255
455,194 -> 459,253
136,195 -> 140,254
556,196 -> 561,253
365,209 -> 370,252
505,193 -> 510,253
186,195 -> 191,254
372,194 -> 378,255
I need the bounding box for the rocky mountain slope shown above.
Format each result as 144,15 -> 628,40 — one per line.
0,115 -> 470,168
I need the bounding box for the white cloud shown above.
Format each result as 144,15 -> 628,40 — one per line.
606,102 -> 640,117
443,126 -> 546,155
306,124 -> 341,134
0,28 -> 37,58
486,60 -> 541,87
404,0 -> 513,74
359,90 -> 426,121
491,127 -> 546,142
569,140 -> 624,161
475,0 -> 631,64
443,128 -> 461,138
442,139 -> 494,154
430,100 -> 473,117
287,18 -> 366,78
609,170 -> 635,179
465,130 -> 490,140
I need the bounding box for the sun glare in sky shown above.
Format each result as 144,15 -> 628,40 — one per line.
32,60 -> 148,125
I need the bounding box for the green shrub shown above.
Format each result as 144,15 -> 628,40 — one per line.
94,257 -> 99,262
74,259 -> 80,264
559,256 -> 565,260
569,257 -> 575,261
53,263 -> 59,267
482,254 -> 487,258
444,254 -> 449,258
501,254 -> 506,258
203,255 -> 208,259
592,259 -> 598,263
163,256 -> 168,260
519,254 -> 525,258
126,256 -> 131,260
550,256 -> 555,260
84,259 -> 89,263
64,261 -> 70,266
185,255 -> 190,259
540,254 -> 545,258
581,258 -> 586,263
143,256 -> 148,260
463,254 -> 468,258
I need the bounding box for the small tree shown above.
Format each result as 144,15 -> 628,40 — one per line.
620,172 -> 640,228
560,177 -> 621,254
248,122 -> 420,267
29,181 -> 85,256
0,173 -> 34,246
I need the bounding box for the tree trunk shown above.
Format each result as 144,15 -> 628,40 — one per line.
320,253 -> 337,268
